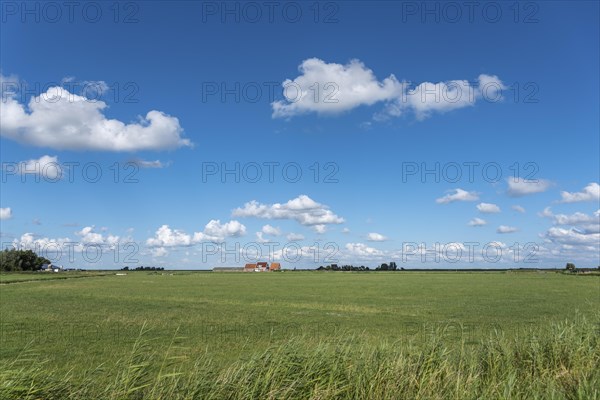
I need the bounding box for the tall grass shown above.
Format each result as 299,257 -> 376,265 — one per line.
1,316 -> 598,399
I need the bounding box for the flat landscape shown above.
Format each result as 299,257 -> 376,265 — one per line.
2,1 -> 598,399
1,271 -> 598,399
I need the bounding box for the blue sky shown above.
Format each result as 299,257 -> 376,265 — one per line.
1,1 -> 598,269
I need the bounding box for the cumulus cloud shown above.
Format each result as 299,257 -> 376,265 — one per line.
559,183 -> 600,203
0,79 -> 191,151
0,207 -> 12,220
151,247 -> 168,258
10,155 -> 62,180
468,218 -> 487,227
366,232 -> 387,241
543,227 -> 600,247
197,220 -> 246,242
256,225 -> 281,242
497,225 -> 518,234
507,179 -> 552,197
12,232 -> 71,253
512,205 -> 526,213
76,226 -> 120,247
271,58 -> 504,120
232,195 -> 344,227
539,207 -> 599,234
539,208 -> 599,262
286,233 -> 305,241
313,224 -> 327,234
12,227 -> 124,264
271,58 -> 402,118
147,220 -> 246,248
345,242 -> 383,258
477,202 -> 501,213
261,224 -> 281,236
399,74 -> 505,120
394,241 -> 500,264
436,188 -> 479,204
147,225 -> 194,247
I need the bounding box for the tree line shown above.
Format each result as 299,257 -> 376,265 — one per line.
317,262 -> 402,271
0,249 -> 51,271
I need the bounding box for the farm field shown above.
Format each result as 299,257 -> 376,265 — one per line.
0,271 -> 110,284
1,271 -> 599,399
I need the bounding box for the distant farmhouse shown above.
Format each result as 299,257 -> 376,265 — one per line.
40,263 -> 63,273
243,262 -> 281,272
212,262 -> 281,272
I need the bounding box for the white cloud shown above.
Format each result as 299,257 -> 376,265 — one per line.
271,58 -> 504,120
553,212 -> 597,227
436,188 -> 479,204
76,226 -> 105,244
261,224 -> 281,236
75,226 -> 120,248
539,207 -> 599,234
507,179 -> 552,197
366,232 -> 387,241
202,220 -> 246,240
0,207 -> 12,220
131,159 -> 172,168
559,183 -> 600,203
538,208 -> 600,262
12,155 -> 62,180
151,247 -> 168,258
468,218 -> 487,227
286,233 -> 305,241
256,225 -> 281,242
543,227 -> 600,247
539,207 -> 554,218
0,73 -> 19,96
341,227 -> 350,234
497,225 -> 518,234
313,224 -> 327,234
255,232 -> 269,243
232,195 -> 344,227
147,225 -> 194,247
512,205 -> 526,213
0,81 -> 191,151
271,58 -> 403,118
147,220 -> 246,247
477,202 -> 501,213
345,242 -> 383,258
12,233 -> 71,253
400,74 -> 505,120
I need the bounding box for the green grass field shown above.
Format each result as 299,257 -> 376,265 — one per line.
1,271 -> 598,399
0,271 -> 109,284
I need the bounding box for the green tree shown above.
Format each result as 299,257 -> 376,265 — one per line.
0,249 -> 51,271
565,262 -> 576,271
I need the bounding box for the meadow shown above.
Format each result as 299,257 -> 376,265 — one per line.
0,271 -> 598,399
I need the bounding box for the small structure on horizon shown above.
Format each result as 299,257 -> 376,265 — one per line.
242,262 -> 281,272
40,263 -> 63,273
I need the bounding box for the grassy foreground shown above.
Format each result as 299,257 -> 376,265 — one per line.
1,317 -> 599,399
0,271 -> 598,399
